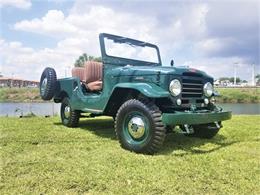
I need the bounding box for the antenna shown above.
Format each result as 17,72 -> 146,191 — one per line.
234,62 -> 238,85
252,63 -> 255,86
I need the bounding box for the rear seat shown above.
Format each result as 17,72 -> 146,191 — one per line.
72,61 -> 103,91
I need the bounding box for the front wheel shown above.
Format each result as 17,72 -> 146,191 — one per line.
184,123 -> 221,139
60,98 -> 80,127
115,99 -> 166,154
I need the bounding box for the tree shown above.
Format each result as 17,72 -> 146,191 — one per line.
219,77 -> 230,81
256,74 -> 260,85
74,53 -> 102,67
229,77 -> 241,83
218,77 -> 241,83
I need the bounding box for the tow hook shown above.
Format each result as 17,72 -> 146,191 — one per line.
181,124 -> 194,134
214,122 -> 222,129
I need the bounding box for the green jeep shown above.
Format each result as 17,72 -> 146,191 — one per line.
40,33 -> 232,154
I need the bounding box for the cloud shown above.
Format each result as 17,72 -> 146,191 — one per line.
184,56 -> 253,80
14,5 -> 157,40
0,39 -> 80,80
3,5 -> 161,80
0,0 -> 31,9
201,1 -> 260,64
14,10 -> 78,37
2,1 -> 260,81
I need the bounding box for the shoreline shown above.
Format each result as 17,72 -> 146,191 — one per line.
1,87 -> 259,104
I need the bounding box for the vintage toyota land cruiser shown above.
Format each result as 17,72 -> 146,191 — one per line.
40,33 -> 231,154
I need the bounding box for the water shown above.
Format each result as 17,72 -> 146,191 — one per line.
0,102 -> 259,117
218,103 -> 259,115
0,102 -> 60,117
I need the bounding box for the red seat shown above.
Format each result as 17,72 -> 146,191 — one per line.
71,67 -> 85,82
72,61 -> 103,91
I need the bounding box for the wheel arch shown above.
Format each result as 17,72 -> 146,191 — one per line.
104,87 -> 142,117
104,83 -> 169,117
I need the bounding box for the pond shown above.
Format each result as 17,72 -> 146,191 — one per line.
0,102 -> 259,117
0,102 -> 61,117
218,103 -> 259,115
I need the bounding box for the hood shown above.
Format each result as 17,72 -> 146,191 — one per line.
118,65 -> 210,78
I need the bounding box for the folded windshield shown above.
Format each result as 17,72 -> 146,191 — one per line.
104,37 -> 159,64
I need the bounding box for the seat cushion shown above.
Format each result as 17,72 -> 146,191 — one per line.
85,61 -> 103,83
87,80 -> 103,91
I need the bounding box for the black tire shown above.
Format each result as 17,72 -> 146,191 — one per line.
40,67 -> 57,100
60,98 -> 80,127
184,123 -> 220,139
115,99 -> 166,154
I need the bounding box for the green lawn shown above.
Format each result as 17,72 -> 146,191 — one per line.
0,88 -> 42,102
1,116 -> 260,194
216,88 -> 260,103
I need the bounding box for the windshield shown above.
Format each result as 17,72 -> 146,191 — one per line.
104,37 -> 159,64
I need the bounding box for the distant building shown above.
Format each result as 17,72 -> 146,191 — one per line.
0,77 -> 39,88
219,80 -> 231,87
214,79 -> 220,86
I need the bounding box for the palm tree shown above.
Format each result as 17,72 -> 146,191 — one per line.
256,74 -> 260,85
74,53 -> 102,67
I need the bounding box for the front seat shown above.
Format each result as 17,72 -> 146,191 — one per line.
84,61 -> 103,91
71,61 -> 103,91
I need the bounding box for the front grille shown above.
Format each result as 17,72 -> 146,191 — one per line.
181,73 -> 203,98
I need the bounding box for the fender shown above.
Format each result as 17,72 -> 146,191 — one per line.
54,77 -> 80,99
112,82 -> 170,98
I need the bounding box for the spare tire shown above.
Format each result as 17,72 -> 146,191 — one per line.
40,67 -> 57,100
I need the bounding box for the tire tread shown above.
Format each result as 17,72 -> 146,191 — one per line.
115,99 -> 166,154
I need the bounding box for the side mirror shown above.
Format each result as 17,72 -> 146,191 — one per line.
170,60 -> 174,67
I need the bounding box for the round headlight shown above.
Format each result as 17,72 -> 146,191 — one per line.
169,79 -> 181,96
203,82 -> 213,97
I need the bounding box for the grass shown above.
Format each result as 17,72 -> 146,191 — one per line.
216,88 -> 260,103
0,88 -> 42,102
1,116 -> 260,194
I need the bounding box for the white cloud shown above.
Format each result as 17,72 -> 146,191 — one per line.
6,5 -> 159,80
2,2 -> 259,81
0,39 -> 79,80
14,10 -> 78,37
0,0 -> 31,9
14,6 -> 157,40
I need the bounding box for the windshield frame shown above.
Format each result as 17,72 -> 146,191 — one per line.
99,33 -> 162,66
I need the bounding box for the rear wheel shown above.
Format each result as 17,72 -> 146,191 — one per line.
60,98 -> 80,127
115,99 -> 166,154
39,67 -> 57,100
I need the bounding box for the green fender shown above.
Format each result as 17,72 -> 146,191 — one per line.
112,83 -> 170,98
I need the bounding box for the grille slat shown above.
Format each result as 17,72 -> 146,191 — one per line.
181,73 -> 203,98
183,87 -> 202,91
182,83 -> 203,86
182,92 -> 202,95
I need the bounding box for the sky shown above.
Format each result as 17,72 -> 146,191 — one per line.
0,0 -> 259,81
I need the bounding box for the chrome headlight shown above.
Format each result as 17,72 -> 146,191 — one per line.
203,82 -> 213,97
169,79 -> 181,96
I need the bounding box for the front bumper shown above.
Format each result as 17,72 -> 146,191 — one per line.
162,110 -> 232,125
